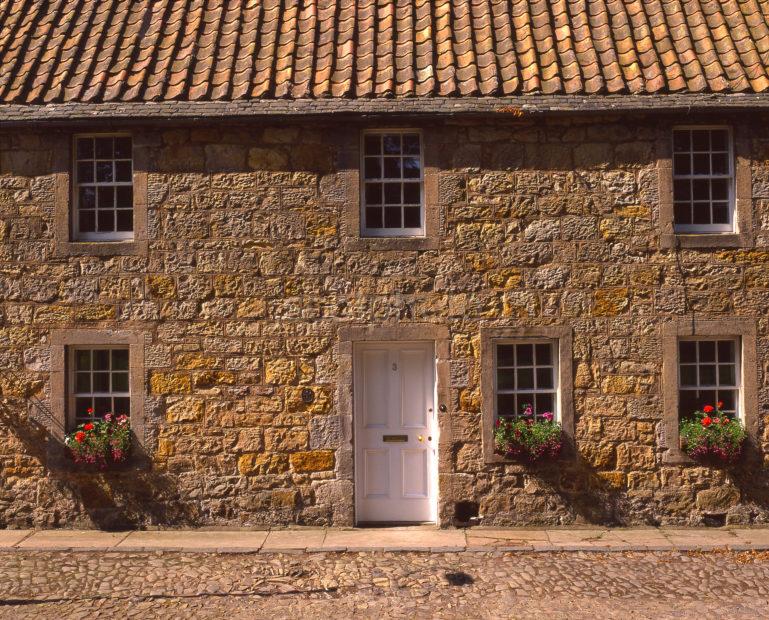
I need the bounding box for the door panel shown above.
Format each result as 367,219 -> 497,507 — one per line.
355,341 -> 437,523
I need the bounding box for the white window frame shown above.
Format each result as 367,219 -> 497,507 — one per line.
360,129 -> 425,238
492,338 -> 560,423
72,133 -> 134,242
68,346 -> 131,429
672,125 -> 734,234
677,336 -> 742,419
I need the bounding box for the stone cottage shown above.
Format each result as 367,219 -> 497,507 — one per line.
1,0 -> 769,529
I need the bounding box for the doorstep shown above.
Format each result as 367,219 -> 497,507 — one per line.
2,527 -> 769,554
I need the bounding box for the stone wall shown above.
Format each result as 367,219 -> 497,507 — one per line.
0,114 -> 768,528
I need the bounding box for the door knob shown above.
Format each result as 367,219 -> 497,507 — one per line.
418,435 -> 423,442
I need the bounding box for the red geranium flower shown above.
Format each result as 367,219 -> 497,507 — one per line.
703,405 -> 714,413
83,423 -> 94,431
722,417 -> 730,425
87,407 -> 94,414
702,417 -> 712,427
75,431 -> 86,443
717,401 -> 724,409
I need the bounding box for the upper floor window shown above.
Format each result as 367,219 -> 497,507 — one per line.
494,340 -> 558,421
672,127 -> 733,233
74,135 -> 133,241
361,130 -> 424,237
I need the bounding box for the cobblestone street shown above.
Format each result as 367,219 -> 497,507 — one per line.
0,550 -> 768,619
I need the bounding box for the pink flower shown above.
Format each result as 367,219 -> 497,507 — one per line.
542,412 -> 554,422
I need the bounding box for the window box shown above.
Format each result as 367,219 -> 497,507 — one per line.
493,412 -> 563,463
65,414 -> 132,469
679,403 -> 746,466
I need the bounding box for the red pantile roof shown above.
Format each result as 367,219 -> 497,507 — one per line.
2,0 -> 769,106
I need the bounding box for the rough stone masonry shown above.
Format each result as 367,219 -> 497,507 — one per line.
0,114 -> 768,529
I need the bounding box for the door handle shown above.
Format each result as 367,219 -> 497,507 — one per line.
418,435 -> 423,442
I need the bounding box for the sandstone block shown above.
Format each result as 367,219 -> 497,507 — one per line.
236,429 -> 264,452
593,288 -> 629,316
265,359 -> 297,384
248,147 -> 288,170
166,398 -> 205,423
309,415 -> 343,449
696,487 -> 740,513
75,305 -> 116,320
616,444 -> 655,470
193,371 -> 236,389
285,387 -> 331,414
264,428 -> 309,452
289,450 -> 335,473
271,489 -> 300,509
150,372 -> 192,394
147,275 -> 176,299
238,453 -> 289,475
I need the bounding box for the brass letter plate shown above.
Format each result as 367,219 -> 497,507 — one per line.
382,435 -> 408,443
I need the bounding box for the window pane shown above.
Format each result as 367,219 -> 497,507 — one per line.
711,129 -> 728,151
692,130 -> 710,151
517,368 -> 534,389
692,203 -> 710,225
402,134 -> 420,155
698,390 -> 717,409
535,393 -> 554,416
679,341 -> 697,363
692,179 -> 709,200
116,186 -> 133,209
718,365 -> 735,386
516,344 -> 533,366
114,137 -> 132,158
94,397 -> 112,417
76,397 -> 93,417
384,183 -> 401,205
75,373 -> 91,393
403,183 -> 420,205
75,349 -> 91,370
98,186 -> 114,208
693,153 -> 709,175
711,152 -> 728,175
516,394 -> 534,415
364,135 -> 380,155
365,206 -> 383,228
718,389 -> 736,412
365,183 -> 382,205
674,203 -> 691,224
535,343 -> 552,365
383,158 -> 401,178
699,341 -> 716,362
95,137 -> 113,158
673,153 -> 690,175
79,186 -> 96,209
116,210 -> 133,232
679,391 -> 699,417
403,157 -> 420,178
93,372 -> 110,392
384,206 -> 401,228
717,340 -> 735,362
711,178 -> 728,201
699,365 -> 716,385
403,207 -> 421,228
112,349 -> 129,370
77,161 -> 94,183
96,160 -> 113,182
497,394 -> 515,418
112,372 -> 129,392
97,210 -> 115,232
364,157 -> 381,179
497,369 -> 514,390
712,203 -> 729,224
77,137 -> 94,159
497,345 -> 515,366
383,134 -> 401,154
673,179 -> 691,201
115,160 -> 132,183
536,367 -> 554,389
113,397 -> 131,417
94,350 -> 110,370
680,365 -> 697,386
78,210 -> 96,233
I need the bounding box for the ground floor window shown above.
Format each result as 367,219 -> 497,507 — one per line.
494,340 -> 558,421
678,338 -> 740,418
70,347 -> 131,426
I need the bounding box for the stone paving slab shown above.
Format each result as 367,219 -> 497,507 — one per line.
6,527 -> 769,554
322,527 -> 466,551
15,530 -> 129,551
0,530 -> 31,548
261,529 -> 326,552
116,530 -> 269,552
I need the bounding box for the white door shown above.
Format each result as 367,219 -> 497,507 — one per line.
354,341 -> 437,523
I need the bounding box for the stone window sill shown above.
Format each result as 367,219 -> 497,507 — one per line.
660,232 -> 753,249
342,236 -> 439,252
53,240 -> 148,257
